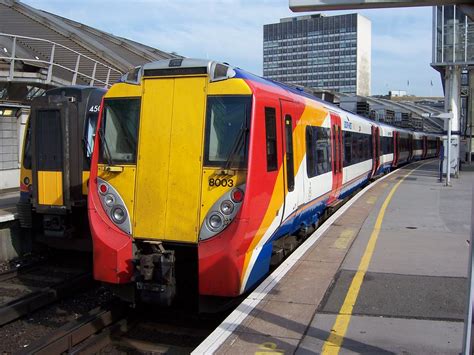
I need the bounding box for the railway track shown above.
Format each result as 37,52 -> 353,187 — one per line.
19,302 -> 224,354
0,259 -> 93,326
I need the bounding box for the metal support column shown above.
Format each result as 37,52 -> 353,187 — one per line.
444,66 -> 461,179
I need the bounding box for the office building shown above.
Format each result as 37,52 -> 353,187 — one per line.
263,13 -> 371,96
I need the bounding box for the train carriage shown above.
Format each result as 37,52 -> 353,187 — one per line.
88,59 -> 440,307
377,123 -> 395,175
17,86 -> 106,250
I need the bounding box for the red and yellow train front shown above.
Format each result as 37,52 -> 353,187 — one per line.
88,61 -> 255,304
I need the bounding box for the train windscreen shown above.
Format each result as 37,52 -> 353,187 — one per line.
204,95 -> 251,168
99,98 -> 140,165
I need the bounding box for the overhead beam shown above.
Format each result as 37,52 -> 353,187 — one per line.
290,0 -> 472,12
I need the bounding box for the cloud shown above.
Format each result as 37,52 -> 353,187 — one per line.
22,0 -> 443,96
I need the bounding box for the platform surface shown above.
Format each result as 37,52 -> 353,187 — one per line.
0,190 -> 18,222
195,160 -> 472,354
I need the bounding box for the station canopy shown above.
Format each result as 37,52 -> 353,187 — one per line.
0,0 -> 179,103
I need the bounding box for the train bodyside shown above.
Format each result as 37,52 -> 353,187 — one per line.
17,86 -> 106,250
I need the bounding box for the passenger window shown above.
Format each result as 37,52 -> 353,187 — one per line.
265,107 -> 278,172
284,115 -> 295,192
316,127 -> 331,175
306,126 -> 317,178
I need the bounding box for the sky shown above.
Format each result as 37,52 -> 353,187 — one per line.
22,0 -> 444,97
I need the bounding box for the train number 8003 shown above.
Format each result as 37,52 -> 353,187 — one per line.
209,178 -> 234,187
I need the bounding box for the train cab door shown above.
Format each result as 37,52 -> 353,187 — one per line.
30,96 -> 78,211
371,126 -> 380,177
328,113 -> 343,204
279,100 -> 298,221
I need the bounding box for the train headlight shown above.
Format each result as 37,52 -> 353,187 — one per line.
208,213 -> 224,231
97,178 -> 131,234
220,200 -> 234,215
104,194 -> 115,207
111,206 -> 126,224
199,184 -> 246,241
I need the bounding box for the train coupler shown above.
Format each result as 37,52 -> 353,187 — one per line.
133,241 -> 176,306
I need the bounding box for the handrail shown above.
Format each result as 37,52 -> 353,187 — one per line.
0,32 -> 122,87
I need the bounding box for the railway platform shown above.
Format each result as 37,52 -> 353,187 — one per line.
0,190 -> 18,223
194,159 -> 472,354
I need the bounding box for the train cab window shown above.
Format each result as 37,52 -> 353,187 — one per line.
265,107 -> 278,172
23,119 -> 32,170
285,115 -> 295,191
99,98 -> 140,165
204,96 -> 251,168
37,110 -> 63,171
83,112 -> 99,169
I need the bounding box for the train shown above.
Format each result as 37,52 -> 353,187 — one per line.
87,58 -> 441,308
17,86 -> 106,250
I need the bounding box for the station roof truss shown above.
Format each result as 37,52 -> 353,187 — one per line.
0,0 -> 179,104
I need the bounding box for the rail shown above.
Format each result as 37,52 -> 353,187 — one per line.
0,33 -> 122,87
0,268 -> 92,326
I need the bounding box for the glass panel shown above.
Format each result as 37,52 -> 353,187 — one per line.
100,98 -> 140,165
23,119 -> 32,170
83,112 -> 99,170
316,126 -> 332,175
285,115 -> 295,191
37,110 -> 62,171
265,107 -> 278,172
204,96 -> 252,168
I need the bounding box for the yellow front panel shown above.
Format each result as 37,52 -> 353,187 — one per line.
98,165 -> 137,222
133,79 -> 174,239
165,78 -> 207,242
37,171 -> 63,205
134,77 -> 207,243
82,171 -> 90,195
200,169 -> 247,226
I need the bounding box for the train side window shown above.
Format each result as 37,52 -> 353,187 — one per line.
265,107 -> 278,172
306,126 -> 317,178
316,127 -> 331,175
343,130 -> 352,166
284,115 -> 295,192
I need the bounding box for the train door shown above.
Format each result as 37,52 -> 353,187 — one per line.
328,112 -> 343,204
409,134 -> 414,161
279,100 -> 298,220
393,131 -> 399,167
371,126 -> 380,177
423,136 -> 428,158
30,96 -> 78,210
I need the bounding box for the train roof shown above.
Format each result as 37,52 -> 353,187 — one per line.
120,58 -> 442,137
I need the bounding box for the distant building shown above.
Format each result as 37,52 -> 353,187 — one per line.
263,13 -> 371,96
389,90 -> 407,97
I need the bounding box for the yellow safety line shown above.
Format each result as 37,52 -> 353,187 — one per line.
321,161 -> 430,354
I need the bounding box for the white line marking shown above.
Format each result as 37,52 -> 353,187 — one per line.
192,165 -> 406,355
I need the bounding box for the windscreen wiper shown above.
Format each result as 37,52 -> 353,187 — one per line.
98,127 -> 113,166
224,122 -> 249,171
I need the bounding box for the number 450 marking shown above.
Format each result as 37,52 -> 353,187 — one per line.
89,105 -> 100,112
